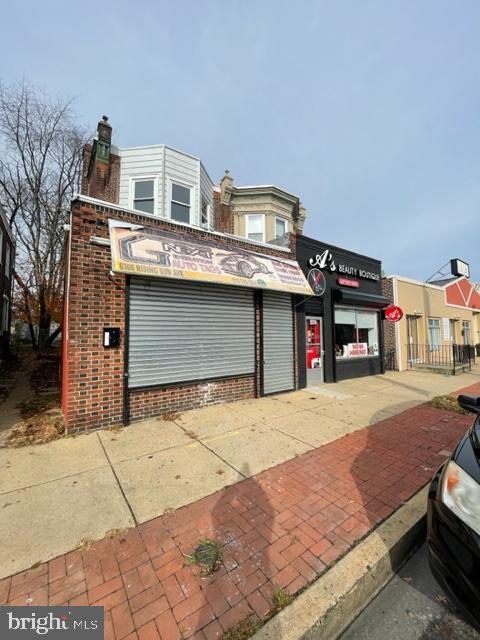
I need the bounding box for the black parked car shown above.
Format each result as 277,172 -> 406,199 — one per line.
427,394 -> 480,630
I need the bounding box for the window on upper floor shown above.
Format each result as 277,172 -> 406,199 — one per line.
275,217 -> 288,240
5,244 -> 10,279
245,214 -> 264,243
171,183 -> 191,223
133,179 -> 155,214
2,296 -> 9,332
201,197 -> 210,229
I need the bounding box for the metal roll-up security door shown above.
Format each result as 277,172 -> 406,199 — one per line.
262,291 -> 294,394
128,278 -> 255,388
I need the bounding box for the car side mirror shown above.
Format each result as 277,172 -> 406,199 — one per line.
458,394 -> 480,414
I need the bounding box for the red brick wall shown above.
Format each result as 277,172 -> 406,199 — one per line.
81,144 -> 120,204
65,198 -> 296,433
129,376 -> 255,421
213,191 -> 235,235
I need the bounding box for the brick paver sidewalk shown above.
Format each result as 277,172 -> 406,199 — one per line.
2,384 -> 480,640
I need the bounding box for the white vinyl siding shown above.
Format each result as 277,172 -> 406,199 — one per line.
119,145 -> 214,229
199,162 -> 214,229
119,146 -> 165,215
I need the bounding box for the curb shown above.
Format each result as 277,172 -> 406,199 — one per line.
253,486 -> 428,640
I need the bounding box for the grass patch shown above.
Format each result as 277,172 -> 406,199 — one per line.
271,587 -> 293,613
221,617 -> 261,640
428,395 -> 470,415
77,537 -> 95,551
105,528 -> 129,541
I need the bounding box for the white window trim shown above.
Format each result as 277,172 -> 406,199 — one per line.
245,213 -> 265,243
428,317 -> 441,351
168,178 -> 194,225
130,176 -> 158,216
201,197 -> 211,229
274,216 -> 289,238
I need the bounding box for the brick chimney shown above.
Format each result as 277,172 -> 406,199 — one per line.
81,116 -> 120,203
213,170 -> 235,234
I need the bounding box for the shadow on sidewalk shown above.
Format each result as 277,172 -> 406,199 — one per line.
348,400 -> 461,614
184,461 -> 277,638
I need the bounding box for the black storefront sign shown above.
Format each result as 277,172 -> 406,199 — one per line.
296,236 -> 389,384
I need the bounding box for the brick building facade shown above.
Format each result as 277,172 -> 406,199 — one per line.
62,196 -> 304,433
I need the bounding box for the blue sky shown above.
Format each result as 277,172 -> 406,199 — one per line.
2,0 -> 479,280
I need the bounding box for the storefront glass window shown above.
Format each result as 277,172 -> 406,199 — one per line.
335,307 -> 379,359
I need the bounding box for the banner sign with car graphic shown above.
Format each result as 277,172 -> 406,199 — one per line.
109,221 -> 313,295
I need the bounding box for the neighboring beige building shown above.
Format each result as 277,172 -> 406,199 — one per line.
218,171 -> 307,246
384,274 -> 480,372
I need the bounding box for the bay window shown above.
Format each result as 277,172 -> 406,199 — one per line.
246,214 -> 264,243
171,183 -> 191,223
335,307 -> 379,358
132,179 -> 155,214
275,217 -> 288,239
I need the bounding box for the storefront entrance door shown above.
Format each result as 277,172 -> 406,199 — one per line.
306,316 -> 323,385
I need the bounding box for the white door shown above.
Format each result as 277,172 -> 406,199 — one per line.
306,316 -> 323,385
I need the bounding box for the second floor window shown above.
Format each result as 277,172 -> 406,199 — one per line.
171,183 -> 191,223
2,296 -> 8,332
133,179 -> 155,214
246,214 -> 264,243
275,217 -> 288,239
5,244 -> 10,278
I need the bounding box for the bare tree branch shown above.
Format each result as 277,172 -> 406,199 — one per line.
0,80 -> 89,352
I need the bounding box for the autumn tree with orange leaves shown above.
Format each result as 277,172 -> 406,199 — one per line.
0,81 -> 88,352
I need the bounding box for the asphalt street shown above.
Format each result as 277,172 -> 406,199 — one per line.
337,543 -> 480,640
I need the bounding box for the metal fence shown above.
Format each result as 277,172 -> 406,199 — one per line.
407,344 -> 475,374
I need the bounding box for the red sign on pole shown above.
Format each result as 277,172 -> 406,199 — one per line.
384,305 -> 403,322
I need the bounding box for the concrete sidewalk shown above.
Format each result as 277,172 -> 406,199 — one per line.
1,367 -> 479,579
1,387 -> 479,640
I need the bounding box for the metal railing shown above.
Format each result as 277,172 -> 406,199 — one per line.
406,343 -> 475,374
